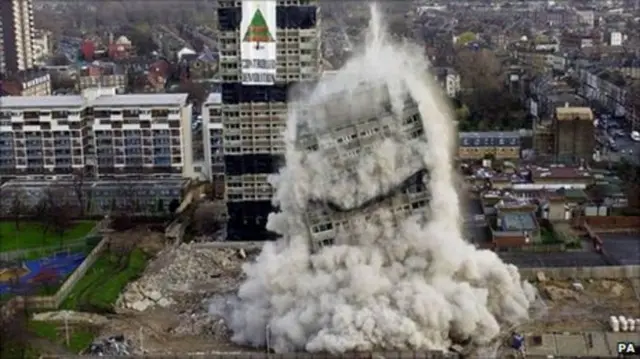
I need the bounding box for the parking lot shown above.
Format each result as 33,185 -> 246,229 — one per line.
600,233 -> 640,265
499,250 -> 610,268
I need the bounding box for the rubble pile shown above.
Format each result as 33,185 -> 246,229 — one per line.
116,282 -> 174,312
171,311 -> 231,340
117,244 -> 251,312
88,335 -> 132,356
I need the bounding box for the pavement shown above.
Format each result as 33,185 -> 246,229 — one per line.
499,250 -> 610,268
523,331 -> 640,358
600,232 -> 640,265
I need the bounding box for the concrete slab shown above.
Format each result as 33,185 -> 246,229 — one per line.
525,334 -> 557,357
585,332 -> 614,357
555,334 -> 588,356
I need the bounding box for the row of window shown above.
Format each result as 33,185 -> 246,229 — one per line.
218,6 -> 317,31
221,83 -> 291,103
459,137 -> 520,147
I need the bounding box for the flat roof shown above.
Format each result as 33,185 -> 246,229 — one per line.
204,92 -> 222,105
555,106 -> 593,121
0,95 -> 86,109
459,131 -> 520,138
91,93 -> 189,107
599,233 -> 640,265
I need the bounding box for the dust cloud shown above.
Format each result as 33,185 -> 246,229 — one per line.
210,4 -> 537,354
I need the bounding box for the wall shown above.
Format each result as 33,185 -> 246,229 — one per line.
584,216 -> 640,230
519,265 -> 640,280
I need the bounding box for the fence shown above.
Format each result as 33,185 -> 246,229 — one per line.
2,234 -> 110,311
0,219 -> 109,262
0,239 -> 88,262
519,265 -> 640,280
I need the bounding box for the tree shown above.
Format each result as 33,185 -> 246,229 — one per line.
0,303 -> 29,359
10,189 -> 26,231
456,31 -> 477,46
454,48 -> 526,131
168,199 -> 180,214
72,169 -> 87,217
50,204 -> 73,249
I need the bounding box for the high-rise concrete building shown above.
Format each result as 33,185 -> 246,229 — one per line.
0,0 -> 35,74
203,0 -> 321,240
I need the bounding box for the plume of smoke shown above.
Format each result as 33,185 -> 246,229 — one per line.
211,4 -> 537,354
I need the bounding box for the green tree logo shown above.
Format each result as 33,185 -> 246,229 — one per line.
243,9 -> 274,50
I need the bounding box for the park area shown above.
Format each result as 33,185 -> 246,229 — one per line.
0,220 -> 97,298
1,227 -> 159,358
0,220 -> 96,253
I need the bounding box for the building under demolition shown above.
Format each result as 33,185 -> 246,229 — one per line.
294,85 -> 431,252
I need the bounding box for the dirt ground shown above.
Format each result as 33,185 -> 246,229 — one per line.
52,227 -> 640,355
93,228 -> 262,354
517,278 -> 640,333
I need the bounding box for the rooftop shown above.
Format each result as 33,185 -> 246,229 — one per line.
91,93 -> 189,107
555,106 -> 593,121
459,131 -> 520,139
0,95 -> 86,109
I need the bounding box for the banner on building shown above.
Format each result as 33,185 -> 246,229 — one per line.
240,1 -> 277,85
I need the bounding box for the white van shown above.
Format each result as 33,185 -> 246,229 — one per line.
631,131 -> 640,142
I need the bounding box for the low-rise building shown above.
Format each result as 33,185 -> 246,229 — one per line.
0,176 -> 187,217
458,131 -> 521,160
77,64 -> 127,93
0,69 -> 51,96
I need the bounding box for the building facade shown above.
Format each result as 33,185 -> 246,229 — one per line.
0,177 -> 187,217
0,89 -> 194,177
0,68 -> 51,96
205,0 -> 321,240
77,64 -> 127,93
0,0 -> 35,74
458,131 -> 521,160
553,106 -> 594,162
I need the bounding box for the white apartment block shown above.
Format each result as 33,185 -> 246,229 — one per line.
0,89 -> 194,177
0,0 -> 35,74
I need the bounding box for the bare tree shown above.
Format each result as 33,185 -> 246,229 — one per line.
0,303 -> 29,359
73,169 -> 87,217
10,189 -> 26,232
50,203 -> 73,249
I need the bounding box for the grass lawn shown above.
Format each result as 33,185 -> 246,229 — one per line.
0,221 -> 96,252
61,248 -> 149,312
28,320 -> 95,353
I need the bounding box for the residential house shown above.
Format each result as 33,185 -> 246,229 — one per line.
458,131 -> 521,160
432,67 -> 460,98
578,66 -> 638,129
77,63 -> 127,93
